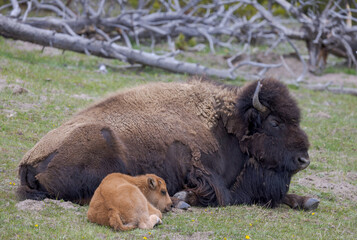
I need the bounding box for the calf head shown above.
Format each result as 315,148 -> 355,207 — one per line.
145,174 -> 172,212
233,78 -> 310,206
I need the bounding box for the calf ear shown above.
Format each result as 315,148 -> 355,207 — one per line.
148,177 -> 157,190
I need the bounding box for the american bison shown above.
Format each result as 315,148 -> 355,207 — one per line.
18,77 -> 319,210
87,173 -> 171,231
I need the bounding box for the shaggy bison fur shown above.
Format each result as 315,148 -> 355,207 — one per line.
17,78 -> 319,210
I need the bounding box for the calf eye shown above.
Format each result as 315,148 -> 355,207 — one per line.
161,190 -> 166,195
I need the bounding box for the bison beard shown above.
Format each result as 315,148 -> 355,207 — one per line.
17,78 -> 319,210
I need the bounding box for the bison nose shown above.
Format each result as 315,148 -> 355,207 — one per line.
297,157 -> 310,170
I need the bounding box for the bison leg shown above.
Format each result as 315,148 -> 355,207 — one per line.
173,189 -> 204,207
173,169 -> 232,207
283,194 -> 319,210
171,193 -> 192,210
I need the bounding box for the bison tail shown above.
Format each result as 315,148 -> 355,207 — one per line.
17,164 -> 49,201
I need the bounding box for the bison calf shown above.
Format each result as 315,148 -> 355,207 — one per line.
87,173 -> 172,231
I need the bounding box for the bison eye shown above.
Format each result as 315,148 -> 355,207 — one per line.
270,120 -> 279,128
161,190 -> 166,195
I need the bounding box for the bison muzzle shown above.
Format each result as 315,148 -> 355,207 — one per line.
17,78 -> 319,210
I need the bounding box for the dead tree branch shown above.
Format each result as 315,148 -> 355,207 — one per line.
0,0 -> 356,82
10,0 -> 21,18
0,15 -> 235,79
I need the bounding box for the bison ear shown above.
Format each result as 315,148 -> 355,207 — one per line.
245,108 -> 262,134
148,177 -> 157,190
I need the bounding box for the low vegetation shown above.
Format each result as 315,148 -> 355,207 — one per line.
0,37 -> 356,239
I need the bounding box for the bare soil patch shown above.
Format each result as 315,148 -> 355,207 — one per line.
298,171 -> 357,202
16,198 -> 77,211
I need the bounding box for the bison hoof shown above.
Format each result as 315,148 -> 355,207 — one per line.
176,201 -> 191,210
173,191 -> 188,201
303,198 -> 320,211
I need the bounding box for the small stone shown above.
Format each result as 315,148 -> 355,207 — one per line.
98,64 -> 107,74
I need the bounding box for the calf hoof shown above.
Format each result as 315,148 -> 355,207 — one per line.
150,215 -> 162,227
303,198 -> 320,211
156,217 -> 163,225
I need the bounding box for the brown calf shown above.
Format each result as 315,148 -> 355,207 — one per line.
87,173 -> 172,231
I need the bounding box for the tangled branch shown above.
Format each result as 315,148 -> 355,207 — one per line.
0,0 -> 356,81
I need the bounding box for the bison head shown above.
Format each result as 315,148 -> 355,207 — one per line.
238,78 -> 310,173
232,78 -> 310,206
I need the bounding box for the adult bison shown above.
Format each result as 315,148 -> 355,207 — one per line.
17,78 -> 319,210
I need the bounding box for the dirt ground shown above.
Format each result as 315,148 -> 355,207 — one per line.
16,198 -> 77,212
298,172 -> 357,202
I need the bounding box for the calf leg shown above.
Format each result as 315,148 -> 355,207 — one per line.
283,194 -> 319,210
138,215 -> 162,230
147,202 -> 162,219
137,202 -> 162,230
108,209 -> 136,231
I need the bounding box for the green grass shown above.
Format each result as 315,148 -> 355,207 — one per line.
324,65 -> 357,75
0,37 -> 356,239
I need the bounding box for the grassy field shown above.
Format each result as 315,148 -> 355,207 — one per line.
0,37 -> 356,240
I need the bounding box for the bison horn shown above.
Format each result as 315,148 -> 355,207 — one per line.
253,81 -> 267,112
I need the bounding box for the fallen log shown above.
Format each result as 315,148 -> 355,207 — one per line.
0,14 -> 235,79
